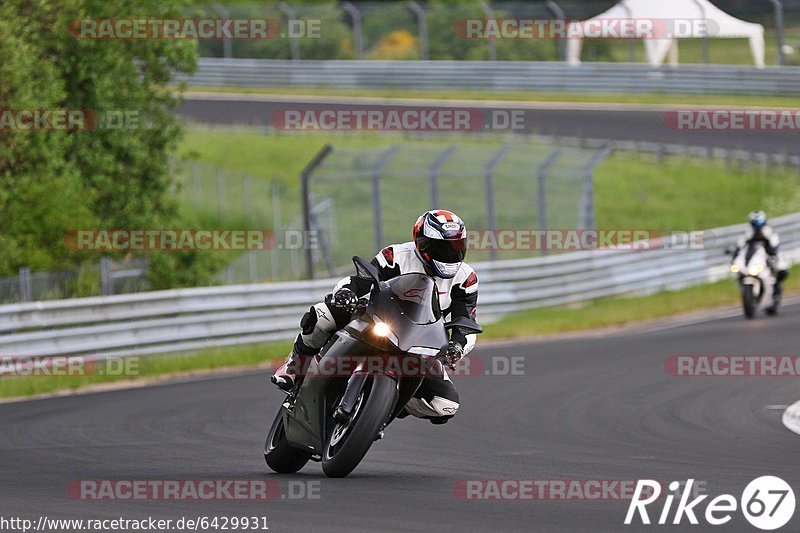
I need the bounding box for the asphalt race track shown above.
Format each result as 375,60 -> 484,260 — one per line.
177,93 -> 800,155
2,304 -> 800,532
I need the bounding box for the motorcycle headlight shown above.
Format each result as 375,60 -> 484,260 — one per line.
373,322 -> 391,337
748,265 -> 762,276
730,264 -> 740,273
368,317 -> 399,348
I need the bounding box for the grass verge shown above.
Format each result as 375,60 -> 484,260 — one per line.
186,86 -> 800,109
0,342 -> 290,400
5,266 -> 798,399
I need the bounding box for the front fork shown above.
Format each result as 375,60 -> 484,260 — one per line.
333,371 -> 369,422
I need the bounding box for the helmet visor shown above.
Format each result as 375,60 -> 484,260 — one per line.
418,236 -> 466,264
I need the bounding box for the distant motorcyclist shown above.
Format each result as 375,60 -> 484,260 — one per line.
271,209 -> 479,424
732,211 -> 788,307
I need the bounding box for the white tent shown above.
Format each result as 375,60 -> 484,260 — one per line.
566,0 -> 765,68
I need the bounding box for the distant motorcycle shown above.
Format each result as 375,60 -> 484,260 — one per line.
264,256 -> 482,478
728,242 -> 778,319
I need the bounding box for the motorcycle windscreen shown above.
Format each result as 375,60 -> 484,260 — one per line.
384,274 -> 442,325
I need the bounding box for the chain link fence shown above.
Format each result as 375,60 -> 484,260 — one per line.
0,258 -> 149,305
301,139 -> 612,278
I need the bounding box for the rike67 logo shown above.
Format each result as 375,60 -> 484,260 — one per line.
625,477 -> 795,530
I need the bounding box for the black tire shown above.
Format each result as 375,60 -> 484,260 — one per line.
742,284 -> 756,319
264,409 -> 311,474
322,375 -> 397,478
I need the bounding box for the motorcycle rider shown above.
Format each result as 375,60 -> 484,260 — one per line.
733,211 -> 789,308
271,209 -> 479,424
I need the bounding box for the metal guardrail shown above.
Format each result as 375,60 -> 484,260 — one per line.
185,59 -> 800,95
2,214 -> 800,361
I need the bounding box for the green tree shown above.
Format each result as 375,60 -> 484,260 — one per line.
0,0 -> 224,288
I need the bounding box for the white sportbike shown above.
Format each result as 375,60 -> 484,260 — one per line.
729,242 -> 778,319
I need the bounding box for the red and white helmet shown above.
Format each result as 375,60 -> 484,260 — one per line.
413,210 -> 467,279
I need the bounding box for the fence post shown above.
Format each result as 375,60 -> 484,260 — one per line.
408,1 -> 429,60
536,148 -> 563,255
278,2 -> 301,61
271,180 -> 281,281
18,267 -> 32,302
243,175 -> 252,221
478,1 -> 497,61
580,146 -> 613,230
341,2 -> 364,59
429,146 -> 458,208
217,170 -> 225,222
192,162 -> 200,210
770,0 -> 786,66
211,4 -> 233,59
545,0 -> 567,61
371,145 -> 402,251
301,144 -> 334,279
691,0 -> 710,64
485,145 -> 512,260
100,256 -> 113,296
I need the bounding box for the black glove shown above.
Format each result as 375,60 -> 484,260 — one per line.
331,288 -> 359,313
443,341 -> 465,370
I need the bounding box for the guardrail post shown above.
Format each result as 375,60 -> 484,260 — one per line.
18,267 -> 32,302
770,0 -> 786,66
342,2 -> 365,59
536,148 -> 563,255
485,145 -> 513,260
211,4 -> 233,59
408,1 -> 429,60
479,1 -> 497,61
278,2 -> 301,61
580,146 -> 613,230
371,145 -> 402,252
100,257 -> 112,296
301,144 -> 334,279
429,146 -> 458,208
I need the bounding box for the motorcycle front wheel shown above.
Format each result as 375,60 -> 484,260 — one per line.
322,375 -> 397,478
741,284 -> 756,319
264,408 -> 312,473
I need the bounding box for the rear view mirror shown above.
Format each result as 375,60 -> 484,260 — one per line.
353,256 -> 381,285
